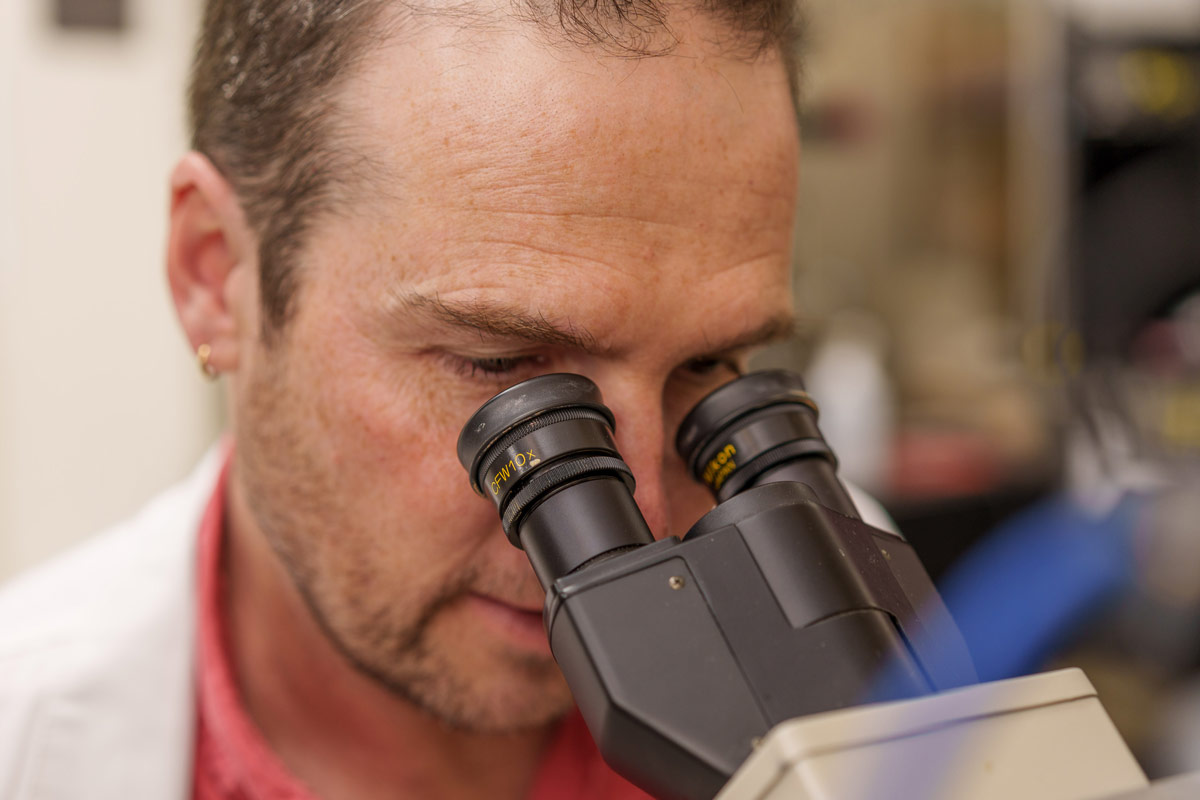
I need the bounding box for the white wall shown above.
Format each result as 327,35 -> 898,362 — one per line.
0,0 -> 217,581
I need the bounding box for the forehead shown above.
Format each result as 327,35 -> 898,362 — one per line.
313,16 -> 799,337
345,16 -> 795,199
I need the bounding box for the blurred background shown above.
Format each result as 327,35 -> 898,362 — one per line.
0,0 -> 216,581
2,0 -> 1199,782
765,0 -> 1200,780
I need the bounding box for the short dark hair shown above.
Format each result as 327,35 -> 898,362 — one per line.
188,0 -> 804,336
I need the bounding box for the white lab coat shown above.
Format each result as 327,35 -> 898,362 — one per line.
0,446 -> 223,800
0,445 -> 897,800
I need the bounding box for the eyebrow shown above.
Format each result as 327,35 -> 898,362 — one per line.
705,314 -> 797,355
391,290 -> 796,356
392,291 -> 602,352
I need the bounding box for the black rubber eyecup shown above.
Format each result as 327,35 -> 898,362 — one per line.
675,370 -> 819,480
457,373 -> 614,494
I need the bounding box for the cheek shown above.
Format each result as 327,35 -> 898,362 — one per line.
302,347 -> 499,544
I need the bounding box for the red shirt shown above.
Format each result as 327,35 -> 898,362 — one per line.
191,457 -> 652,800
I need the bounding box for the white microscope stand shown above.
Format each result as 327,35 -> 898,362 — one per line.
715,668 -> 1198,800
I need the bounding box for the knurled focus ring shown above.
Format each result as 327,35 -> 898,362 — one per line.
473,406 -> 612,496
714,439 -> 833,501
500,455 -> 634,543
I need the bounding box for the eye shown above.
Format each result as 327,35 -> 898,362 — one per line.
471,356 -> 522,376
682,356 -> 742,379
446,353 -> 546,380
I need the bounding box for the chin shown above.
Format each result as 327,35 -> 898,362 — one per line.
295,563 -> 575,732
338,617 -> 575,732
396,662 -> 574,733
468,681 -> 575,733
405,595 -> 575,731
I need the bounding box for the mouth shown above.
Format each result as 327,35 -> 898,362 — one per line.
467,593 -> 550,655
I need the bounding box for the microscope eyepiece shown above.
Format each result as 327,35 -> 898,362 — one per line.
676,370 -> 860,518
457,373 -> 654,590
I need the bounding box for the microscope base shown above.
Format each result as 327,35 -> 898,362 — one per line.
717,668 -> 1148,800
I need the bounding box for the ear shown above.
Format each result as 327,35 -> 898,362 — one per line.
166,152 -> 258,376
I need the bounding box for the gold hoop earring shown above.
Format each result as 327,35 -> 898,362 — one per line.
197,344 -> 218,381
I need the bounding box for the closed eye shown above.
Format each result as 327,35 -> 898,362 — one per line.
682,356 -> 742,377
442,353 -> 547,381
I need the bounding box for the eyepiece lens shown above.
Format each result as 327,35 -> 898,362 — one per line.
458,373 -> 655,589
457,374 -> 655,591
676,371 -> 859,518
457,373 -> 612,487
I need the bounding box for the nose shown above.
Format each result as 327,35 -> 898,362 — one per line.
600,377 -> 674,539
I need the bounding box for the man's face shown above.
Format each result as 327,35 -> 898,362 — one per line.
230,19 -> 799,731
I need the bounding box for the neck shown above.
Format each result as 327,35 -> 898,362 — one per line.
222,470 -> 554,800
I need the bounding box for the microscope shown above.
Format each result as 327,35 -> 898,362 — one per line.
457,371 -> 1164,800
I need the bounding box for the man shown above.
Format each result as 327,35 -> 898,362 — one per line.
0,0 -> 804,797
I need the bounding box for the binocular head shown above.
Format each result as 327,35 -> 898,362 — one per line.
458,371 -> 975,799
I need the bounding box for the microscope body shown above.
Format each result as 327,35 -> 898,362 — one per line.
456,371 -> 1148,799
545,482 -> 974,800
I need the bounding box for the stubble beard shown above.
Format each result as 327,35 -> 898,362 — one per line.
233,342 -> 572,734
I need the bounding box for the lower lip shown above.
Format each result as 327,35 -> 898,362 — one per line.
468,594 -> 551,654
